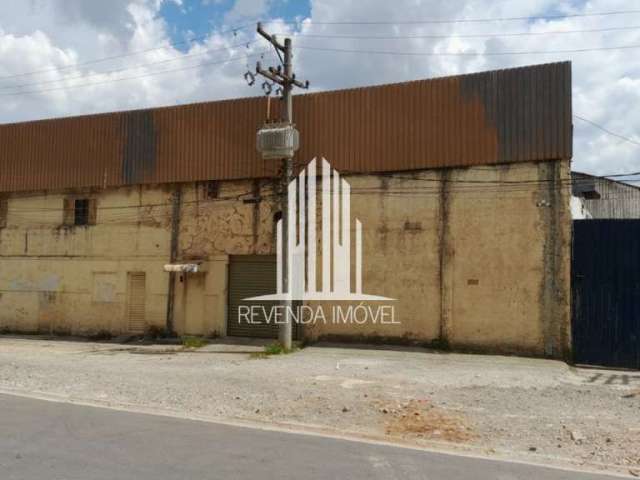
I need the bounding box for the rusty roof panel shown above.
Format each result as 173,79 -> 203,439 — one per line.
0,62 -> 572,193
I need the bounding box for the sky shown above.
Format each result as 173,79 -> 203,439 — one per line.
0,0 -> 639,176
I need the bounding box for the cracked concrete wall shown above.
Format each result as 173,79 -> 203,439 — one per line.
309,160 -> 572,359
304,170 -> 442,343
0,160 -> 571,358
172,179 -> 279,336
442,160 -> 572,358
0,179 -> 278,336
0,185 -> 174,334
177,180 -> 277,259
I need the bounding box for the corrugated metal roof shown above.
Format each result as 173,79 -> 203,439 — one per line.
0,61 -> 572,193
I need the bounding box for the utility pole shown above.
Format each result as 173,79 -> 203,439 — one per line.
165,185 -> 181,336
253,23 -> 309,350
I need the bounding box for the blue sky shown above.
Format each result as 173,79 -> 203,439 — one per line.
160,0 -> 311,47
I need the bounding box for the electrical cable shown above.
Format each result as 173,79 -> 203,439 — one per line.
6,173 -> 640,214
268,9 -> 640,25
574,115 -> 640,147
0,52 -> 269,97
296,43 -> 640,57
0,41 -> 260,92
0,24 -> 253,80
278,25 -> 640,40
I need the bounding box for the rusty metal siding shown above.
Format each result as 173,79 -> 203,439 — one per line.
0,62 -> 572,193
122,110 -> 157,185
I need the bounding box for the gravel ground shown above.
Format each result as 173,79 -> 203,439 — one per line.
0,336 -> 638,476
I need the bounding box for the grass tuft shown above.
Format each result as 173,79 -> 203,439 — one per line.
249,342 -> 297,359
181,336 -> 208,349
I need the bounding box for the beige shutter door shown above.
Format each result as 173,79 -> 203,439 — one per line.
63,198 -> 74,226
127,272 -> 146,333
88,198 -> 98,225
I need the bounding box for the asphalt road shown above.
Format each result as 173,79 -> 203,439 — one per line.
0,393 -> 624,480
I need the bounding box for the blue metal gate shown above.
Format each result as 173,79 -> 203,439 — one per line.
572,220 -> 640,369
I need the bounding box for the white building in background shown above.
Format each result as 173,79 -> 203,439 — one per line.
571,171 -> 640,219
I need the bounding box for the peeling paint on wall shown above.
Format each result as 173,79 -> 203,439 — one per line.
0,162 -> 572,358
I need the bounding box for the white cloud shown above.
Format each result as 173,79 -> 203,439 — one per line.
292,0 -> 640,175
0,0 -> 638,175
226,0 -> 270,21
0,0 -> 265,122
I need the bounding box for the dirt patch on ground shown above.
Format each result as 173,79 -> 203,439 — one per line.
380,399 -> 472,443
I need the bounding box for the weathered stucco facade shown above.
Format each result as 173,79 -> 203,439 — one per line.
0,159 -> 572,358
0,62 -> 574,358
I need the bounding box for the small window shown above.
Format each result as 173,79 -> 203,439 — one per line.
206,180 -> 219,199
74,199 -> 90,226
64,197 -> 97,226
197,180 -> 219,200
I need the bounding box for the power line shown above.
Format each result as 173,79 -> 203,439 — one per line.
296,43 -> 640,57
574,115 -> 640,147
591,170 -> 640,178
4,18 -> 634,87
269,9 -> 640,25
0,24 -> 253,81
0,52 -> 268,97
0,41 -> 259,92
279,25 -> 640,40
7,186 -> 270,213
8,26 -> 640,93
9,188 -> 640,220
7,174 -> 640,213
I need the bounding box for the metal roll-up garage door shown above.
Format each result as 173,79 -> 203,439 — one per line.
227,255 -> 283,338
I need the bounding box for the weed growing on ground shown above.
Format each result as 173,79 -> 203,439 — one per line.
181,336 -> 208,349
250,342 -> 298,359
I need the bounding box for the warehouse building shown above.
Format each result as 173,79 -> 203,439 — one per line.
0,62 -> 573,358
571,171 -> 640,219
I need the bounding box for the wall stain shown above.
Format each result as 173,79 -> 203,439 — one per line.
122,111 -> 157,185
377,177 -> 389,251
438,169 -> 452,346
251,179 -> 261,253
538,161 -> 564,358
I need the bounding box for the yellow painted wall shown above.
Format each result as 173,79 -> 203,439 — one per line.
305,159 -> 572,358
0,185 -> 173,334
0,160 -> 572,358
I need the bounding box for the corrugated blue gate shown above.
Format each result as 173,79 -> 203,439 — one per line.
572,220 -> 640,369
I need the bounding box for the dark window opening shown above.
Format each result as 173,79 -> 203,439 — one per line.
196,180 -> 219,200
206,180 -> 219,199
74,199 -> 90,226
0,198 -> 7,229
582,191 -> 602,200
63,197 -> 96,227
